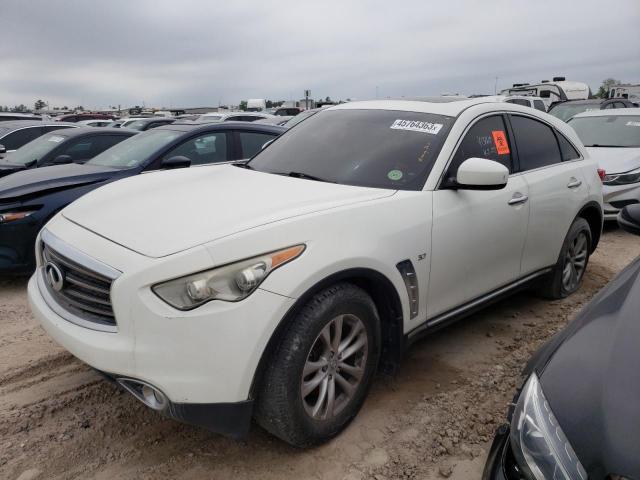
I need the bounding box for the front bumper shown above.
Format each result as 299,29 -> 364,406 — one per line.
483,425 -> 525,480
603,183 -> 640,220
28,221 -> 297,437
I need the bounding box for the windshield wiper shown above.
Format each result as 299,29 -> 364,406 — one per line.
584,144 -> 626,148
276,171 -> 335,183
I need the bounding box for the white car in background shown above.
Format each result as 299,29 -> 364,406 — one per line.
29,98 -> 603,447
569,108 -> 640,220
196,111 -> 275,123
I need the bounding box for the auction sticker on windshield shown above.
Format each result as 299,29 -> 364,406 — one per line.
48,135 -> 65,143
626,121 -> 640,127
390,119 -> 443,135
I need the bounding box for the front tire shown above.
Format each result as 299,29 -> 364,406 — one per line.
537,217 -> 591,299
255,283 -> 380,447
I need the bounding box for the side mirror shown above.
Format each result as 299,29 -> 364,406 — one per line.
618,205 -> 640,236
454,158 -> 509,190
161,156 -> 191,169
52,155 -> 73,165
0,145 -> 6,154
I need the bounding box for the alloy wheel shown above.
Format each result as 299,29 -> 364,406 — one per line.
301,314 -> 368,421
562,231 -> 588,292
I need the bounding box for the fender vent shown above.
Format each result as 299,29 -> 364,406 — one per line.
396,260 -> 419,319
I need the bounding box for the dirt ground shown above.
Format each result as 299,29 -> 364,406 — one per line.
1,226 -> 639,480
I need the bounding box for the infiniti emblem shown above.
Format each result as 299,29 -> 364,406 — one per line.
45,261 -> 65,292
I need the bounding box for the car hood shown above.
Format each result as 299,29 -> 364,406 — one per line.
536,256 -> 640,478
586,146 -> 640,174
62,164 -> 396,257
0,163 -> 122,202
0,158 -> 27,178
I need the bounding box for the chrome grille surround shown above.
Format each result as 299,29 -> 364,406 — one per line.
37,229 -> 121,333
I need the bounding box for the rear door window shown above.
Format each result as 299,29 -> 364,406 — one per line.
237,131 -> 277,159
163,132 -> 229,165
533,100 -> 546,111
557,133 -> 581,161
1,127 -> 43,149
446,115 -> 513,180
510,115 -> 562,171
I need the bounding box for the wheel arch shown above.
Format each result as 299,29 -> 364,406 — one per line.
249,268 -> 405,399
576,201 -> 603,253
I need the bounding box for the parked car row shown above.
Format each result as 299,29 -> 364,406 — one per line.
2,96 -> 639,478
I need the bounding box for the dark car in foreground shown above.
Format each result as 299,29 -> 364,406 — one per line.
484,204 -> 640,480
0,128 -> 137,179
549,98 -> 637,122
0,122 -> 284,274
0,120 -> 78,156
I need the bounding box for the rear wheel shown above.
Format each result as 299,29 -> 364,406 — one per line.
255,283 -> 380,447
537,217 -> 591,299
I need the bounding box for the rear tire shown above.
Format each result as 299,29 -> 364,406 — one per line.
255,283 -> 380,447
537,217 -> 591,299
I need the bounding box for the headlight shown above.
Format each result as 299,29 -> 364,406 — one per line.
152,244 -> 305,310
604,167 -> 640,186
0,211 -> 37,224
510,373 -> 587,480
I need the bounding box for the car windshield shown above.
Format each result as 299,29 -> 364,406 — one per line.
86,129 -> 182,168
548,102 -> 600,121
284,109 -> 319,128
249,109 -> 454,190
126,120 -> 148,131
3,132 -> 69,165
198,115 -> 222,122
569,115 -> 640,147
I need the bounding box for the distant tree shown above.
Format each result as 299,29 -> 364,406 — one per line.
266,100 -> 273,109
239,100 -> 247,111
596,78 -> 621,98
75,105 -> 84,111
325,96 -> 331,102
62,106 -> 69,110
10,104 -> 28,112
34,99 -> 46,110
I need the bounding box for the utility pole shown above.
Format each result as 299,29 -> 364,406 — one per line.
304,89 -> 310,110
494,77 -> 499,95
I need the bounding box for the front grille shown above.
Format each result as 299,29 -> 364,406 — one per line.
41,242 -> 116,327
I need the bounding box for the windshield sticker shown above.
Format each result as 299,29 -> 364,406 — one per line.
491,130 -> 510,155
390,119 -> 443,135
387,170 -> 403,181
48,135 -> 65,143
626,121 -> 640,127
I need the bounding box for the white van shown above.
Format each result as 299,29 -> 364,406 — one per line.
246,99 -> 267,112
501,77 -> 590,108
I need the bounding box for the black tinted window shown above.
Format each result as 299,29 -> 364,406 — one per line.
510,115 -> 562,170
96,135 -> 130,152
533,100 -> 546,111
249,109 -> 454,191
1,127 -> 42,149
447,115 -> 513,179
557,134 -> 580,161
164,132 -> 228,165
238,131 -> 276,159
506,99 -> 529,107
57,136 -> 101,161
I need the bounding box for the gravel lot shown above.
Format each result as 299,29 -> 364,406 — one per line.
1,226 -> 638,480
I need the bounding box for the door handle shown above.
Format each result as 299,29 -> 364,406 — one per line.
567,177 -> 582,189
508,193 -> 529,206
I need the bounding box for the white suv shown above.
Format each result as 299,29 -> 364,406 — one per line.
28,99 -> 603,447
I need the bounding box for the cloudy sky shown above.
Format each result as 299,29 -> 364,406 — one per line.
1,0 -> 638,109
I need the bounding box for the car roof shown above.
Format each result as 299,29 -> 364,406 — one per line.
0,120 -> 78,129
123,117 -> 175,124
156,121 -> 286,134
329,98 -> 505,116
43,126 -> 139,139
572,107 -> 640,118
200,111 -> 275,117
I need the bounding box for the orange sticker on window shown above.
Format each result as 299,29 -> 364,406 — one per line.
492,130 -> 510,155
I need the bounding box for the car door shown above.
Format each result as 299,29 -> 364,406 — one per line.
234,130 -> 278,160
428,114 -> 530,319
508,114 -> 588,274
159,131 -> 231,166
